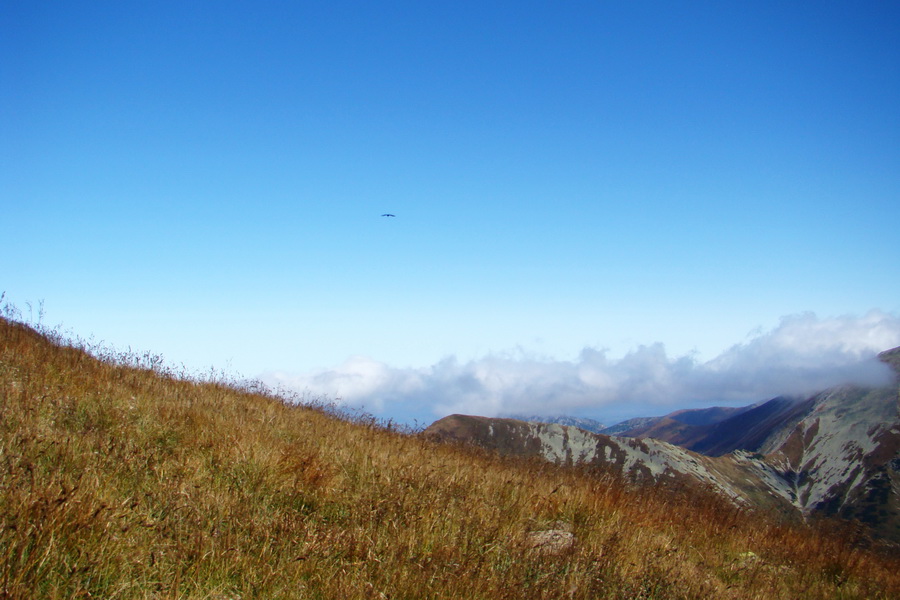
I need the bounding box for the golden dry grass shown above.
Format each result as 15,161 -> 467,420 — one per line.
1,314 -> 898,599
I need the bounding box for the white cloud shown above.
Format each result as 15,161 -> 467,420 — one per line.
260,310 -> 900,424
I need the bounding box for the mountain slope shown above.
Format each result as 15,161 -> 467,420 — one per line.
602,404 -> 752,439
509,414 -> 606,433
599,415 -> 659,436
761,383 -> 900,539
600,406 -> 754,446
713,380 -> 900,542
611,398 -> 808,455
689,396 -> 815,456
3,315 -> 900,599
667,405 -> 754,426
425,350 -> 900,544
424,414 -> 792,512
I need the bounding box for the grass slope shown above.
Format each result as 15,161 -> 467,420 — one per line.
2,316 -> 899,599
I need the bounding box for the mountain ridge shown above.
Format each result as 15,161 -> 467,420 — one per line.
506,415 -> 606,434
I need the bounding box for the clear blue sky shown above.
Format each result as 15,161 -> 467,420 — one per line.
3,2 -> 899,424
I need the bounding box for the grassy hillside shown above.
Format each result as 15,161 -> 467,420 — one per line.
2,316 -> 899,599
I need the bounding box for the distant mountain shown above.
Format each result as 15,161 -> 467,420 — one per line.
666,404 -> 755,426
507,415 -> 606,434
598,404 -> 752,437
618,397 -> 813,457
599,416 -> 659,436
425,347 -> 900,543
600,404 -> 751,437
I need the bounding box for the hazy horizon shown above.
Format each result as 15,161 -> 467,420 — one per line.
6,298 -> 897,427
262,310 -> 900,425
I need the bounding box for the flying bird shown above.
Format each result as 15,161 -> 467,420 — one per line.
381,213 -> 396,217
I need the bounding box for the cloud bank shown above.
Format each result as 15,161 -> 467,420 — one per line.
261,311 -> 900,424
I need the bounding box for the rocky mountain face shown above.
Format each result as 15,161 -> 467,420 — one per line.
422,413 -> 808,522
424,348 -> 900,543
761,383 -> 900,538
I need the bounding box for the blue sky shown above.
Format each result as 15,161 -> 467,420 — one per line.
3,2 -> 900,425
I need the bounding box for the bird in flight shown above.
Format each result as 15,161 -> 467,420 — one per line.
381,213 -> 396,217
